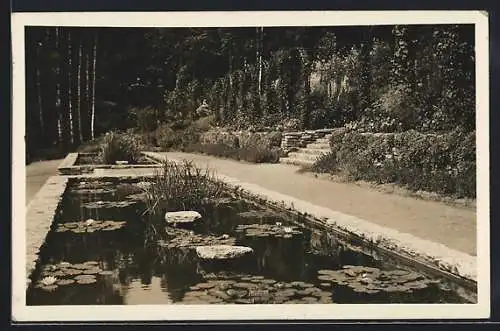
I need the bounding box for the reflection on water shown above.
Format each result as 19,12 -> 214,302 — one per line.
26,178 -> 472,305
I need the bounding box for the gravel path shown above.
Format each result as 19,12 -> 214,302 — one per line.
160,152 -> 476,256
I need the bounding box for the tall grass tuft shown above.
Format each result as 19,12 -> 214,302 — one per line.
141,159 -> 226,217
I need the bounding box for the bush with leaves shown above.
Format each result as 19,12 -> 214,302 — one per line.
98,131 -> 142,164
312,128 -> 475,197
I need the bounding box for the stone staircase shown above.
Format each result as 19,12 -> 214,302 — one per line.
280,134 -> 332,167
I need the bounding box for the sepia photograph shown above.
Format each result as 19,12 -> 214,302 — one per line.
11,11 -> 489,321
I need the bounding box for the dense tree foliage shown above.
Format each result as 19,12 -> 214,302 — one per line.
25,25 -> 475,159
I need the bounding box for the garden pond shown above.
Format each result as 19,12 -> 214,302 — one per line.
26,177 -> 475,305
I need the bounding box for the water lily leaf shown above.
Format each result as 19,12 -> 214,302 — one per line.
57,279 -> 76,286
40,284 -> 58,292
65,269 -> 83,276
74,274 -> 97,281
76,277 -> 97,285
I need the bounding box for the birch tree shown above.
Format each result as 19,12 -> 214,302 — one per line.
67,30 -> 74,145
90,30 -> 98,140
77,36 -> 83,143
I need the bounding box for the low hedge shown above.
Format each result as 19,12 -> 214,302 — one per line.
186,142 -> 281,164
313,128 -> 476,198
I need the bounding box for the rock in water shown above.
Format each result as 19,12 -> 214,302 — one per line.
196,245 -> 254,261
165,211 -> 202,225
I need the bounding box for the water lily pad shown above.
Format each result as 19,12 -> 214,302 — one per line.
74,274 -> 97,281
317,275 -> 334,282
71,264 -> 88,270
290,281 -> 314,288
83,268 -> 102,275
64,269 -> 83,276
275,289 -> 296,297
50,270 -> 67,278
84,261 -> 100,266
274,282 -> 293,289
76,277 -> 97,285
208,289 -> 231,300
260,279 -> 276,285
226,288 -> 248,298
233,282 -> 259,289
389,269 -> 411,276
196,282 -> 215,290
63,223 -> 79,229
57,279 -> 76,286
301,296 -> 319,303
40,284 -> 58,292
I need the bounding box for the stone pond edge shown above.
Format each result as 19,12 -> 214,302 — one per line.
57,152 -> 161,175
143,152 -> 477,284
25,176 -> 69,285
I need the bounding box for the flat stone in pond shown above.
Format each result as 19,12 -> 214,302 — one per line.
165,211 -> 202,225
195,245 -> 253,261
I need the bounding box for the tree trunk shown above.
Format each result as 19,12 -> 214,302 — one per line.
55,27 -> 63,145
35,39 -> 44,137
258,27 -> 264,97
77,37 -> 83,143
85,36 -> 91,141
90,30 -> 98,140
68,30 -> 74,145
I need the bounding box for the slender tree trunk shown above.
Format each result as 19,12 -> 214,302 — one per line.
68,30 -> 74,145
55,27 -> 63,145
77,37 -> 83,143
35,39 -> 44,136
228,46 -> 233,88
90,30 -> 98,140
258,27 -> 264,97
85,36 -> 91,141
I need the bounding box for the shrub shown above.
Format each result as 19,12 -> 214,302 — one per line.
188,136 -> 281,164
309,152 -> 337,173
238,145 -> 281,163
98,131 -> 141,164
315,128 -> 476,198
